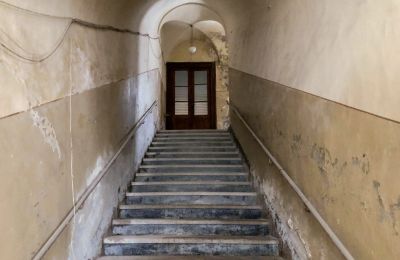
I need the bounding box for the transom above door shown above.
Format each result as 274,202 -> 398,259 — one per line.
166,62 -> 216,130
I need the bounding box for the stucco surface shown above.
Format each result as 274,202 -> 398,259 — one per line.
229,0 -> 400,123
0,2 -> 163,259
230,69 -> 400,260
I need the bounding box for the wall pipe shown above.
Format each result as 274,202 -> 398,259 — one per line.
229,102 -> 354,260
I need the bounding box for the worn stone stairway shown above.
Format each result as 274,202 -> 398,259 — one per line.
99,130 -> 282,260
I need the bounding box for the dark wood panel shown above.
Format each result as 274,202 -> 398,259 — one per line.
166,62 -> 216,130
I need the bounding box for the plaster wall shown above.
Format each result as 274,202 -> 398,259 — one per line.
0,2 -> 162,259
230,69 -> 400,259
225,0 -> 400,259
229,0 -> 400,123
0,0 -> 250,258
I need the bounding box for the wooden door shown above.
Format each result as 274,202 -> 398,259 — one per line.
166,62 -> 216,130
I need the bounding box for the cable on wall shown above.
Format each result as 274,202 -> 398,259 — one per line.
0,0 -> 160,63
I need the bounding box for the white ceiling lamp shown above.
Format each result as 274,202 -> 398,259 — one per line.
188,24 -> 197,55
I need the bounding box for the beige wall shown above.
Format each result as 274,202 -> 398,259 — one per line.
226,1 -> 400,259
0,1 -> 248,259
0,2 -> 162,259
3,0 -> 398,259
230,70 -> 400,259
229,0 -> 400,123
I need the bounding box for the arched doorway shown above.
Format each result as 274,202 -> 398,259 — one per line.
158,4 -> 230,130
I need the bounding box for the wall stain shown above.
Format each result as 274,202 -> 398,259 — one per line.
352,154 -> 370,175
311,144 -> 338,175
290,134 -> 302,156
373,181 -> 399,235
30,109 -> 62,159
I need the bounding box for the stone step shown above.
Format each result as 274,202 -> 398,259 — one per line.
135,173 -> 248,182
156,133 -> 231,138
158,130 -> 228,133
142,158 -> 242,165
153,135 -> 233,142
119,204 -> 263,219
148,146 -> 238,153
125,192 -> 258,205
145,152 -> 241,159
139,165 -> 246,173
112,218 -> 270,236
151,142 -> 235,147
98,256 -> 284,260
103,235 -> 279,256
131,182 -> 252,192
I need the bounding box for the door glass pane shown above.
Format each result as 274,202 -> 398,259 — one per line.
195,71 -> 208,115
175,71 -> 188,86
175,102 -> 189,115
195,85 -> 207,102
175,87 -> 188,102
195,71 -> 207,85
195,102 -> 208,115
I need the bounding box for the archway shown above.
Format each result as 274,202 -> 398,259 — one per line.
157,4 -> 230,129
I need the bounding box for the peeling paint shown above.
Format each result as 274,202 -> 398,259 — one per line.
250,168 -> 310,260
373,181 -> 400,235
30,109 -> 61,159
311,144 -> 338,175
351,154 -> 370,175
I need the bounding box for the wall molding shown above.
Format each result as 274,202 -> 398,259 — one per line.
229,101 -> 354,260
32,100 -> 158,260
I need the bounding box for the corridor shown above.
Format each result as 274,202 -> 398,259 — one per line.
0,0 -> 399,259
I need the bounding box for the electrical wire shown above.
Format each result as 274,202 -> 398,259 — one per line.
0,1 -> 160,63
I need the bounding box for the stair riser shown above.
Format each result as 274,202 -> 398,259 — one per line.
148,148 -> 238,152
151,143 -> 235,147
135,175 -> 248,182
158,130 -> 228,133
131,185 -> 252,192
153,138 -> 233,142
156,135 -> 231,139
104,244 -> 279,256
145,153 -> 241,159
141,160 -> 242,165
119,208 -> 263,219
126,195 -> 257,205
112,224 -> 269,236
139,167 -> 245,173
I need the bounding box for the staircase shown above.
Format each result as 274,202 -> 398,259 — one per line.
99,130 -> 283,260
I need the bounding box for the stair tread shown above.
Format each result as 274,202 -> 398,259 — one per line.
148,146 -> 236,149
126,192 -> 257,196
136,173 -> 247,176
143,158 -> 241,161
113,219 -> 269,225
140,165 -> 244,168
98,256 -> 283,260
146,152 -> 239,155
119,204 -> 262,210
131,181 -> 251,186
104,235 -> 278,245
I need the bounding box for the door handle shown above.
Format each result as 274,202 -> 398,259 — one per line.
165,114 -> 171,117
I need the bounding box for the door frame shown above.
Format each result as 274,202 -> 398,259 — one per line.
166,62 -> 217,129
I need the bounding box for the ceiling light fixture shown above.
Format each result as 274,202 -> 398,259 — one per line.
188,24 -> 197,54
